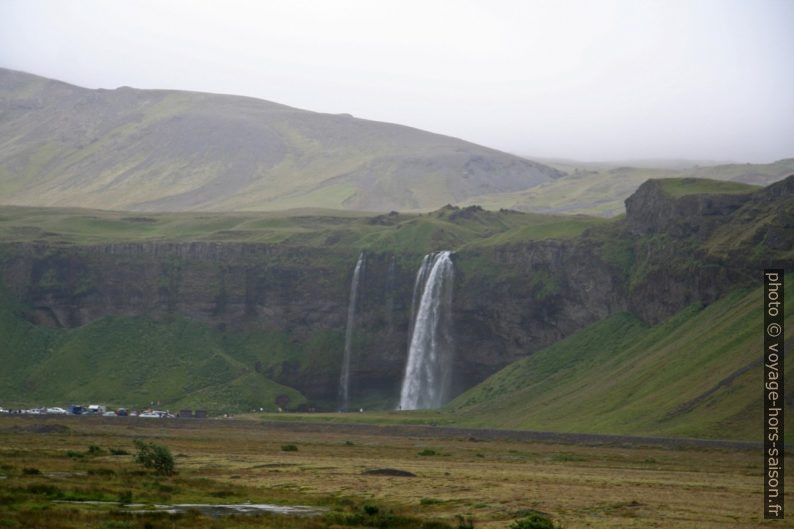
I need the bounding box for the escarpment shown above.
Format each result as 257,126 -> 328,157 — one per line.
1,176 -> 792,407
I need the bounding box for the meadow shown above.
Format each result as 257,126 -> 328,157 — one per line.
0,415 -> 785,529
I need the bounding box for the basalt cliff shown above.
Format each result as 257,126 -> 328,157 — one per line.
0,176 -> 791,410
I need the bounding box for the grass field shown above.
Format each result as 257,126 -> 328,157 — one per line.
0,415 -> 786,529
0,204 -> 605,251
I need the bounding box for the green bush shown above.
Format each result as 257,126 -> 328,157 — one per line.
133,440 -> 175,476
281,444 -> 298,452
87,444 -> 104,456
418,449 -> 438,456
509,512 -> 558,529
22,467 -> 40,475
456,514 -> 475,529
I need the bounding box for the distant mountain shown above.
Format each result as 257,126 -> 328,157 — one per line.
463,158 -> 794,216
0,68 -> 562,212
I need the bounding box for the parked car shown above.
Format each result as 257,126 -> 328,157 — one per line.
46,407 -> 68,415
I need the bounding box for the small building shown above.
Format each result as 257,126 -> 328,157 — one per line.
194,409 -> 207,419
178,409 -> 193,418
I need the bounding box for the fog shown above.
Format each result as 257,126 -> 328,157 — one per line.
1,0 -> 792,162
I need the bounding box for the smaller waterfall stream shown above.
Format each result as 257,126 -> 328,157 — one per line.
398,251 -> 455,410
338,252 -> 365,411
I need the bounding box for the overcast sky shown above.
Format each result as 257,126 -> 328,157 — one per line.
1,0 -> 792,162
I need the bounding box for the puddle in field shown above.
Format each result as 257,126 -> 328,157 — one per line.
55,500 -> 324,517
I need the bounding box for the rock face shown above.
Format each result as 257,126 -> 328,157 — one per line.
1,176 -> 792,408
625,179 -> 751,237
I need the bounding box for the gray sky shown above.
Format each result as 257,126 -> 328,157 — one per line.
1,0 -> 792,162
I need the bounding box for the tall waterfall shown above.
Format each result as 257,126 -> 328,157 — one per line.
338,252 -> 365,411
399,251 -> 455,410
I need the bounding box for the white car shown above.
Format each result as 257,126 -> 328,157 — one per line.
46,407 -> 68,415
102,411 -> 117,416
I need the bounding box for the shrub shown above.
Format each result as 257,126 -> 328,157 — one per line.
418,449 -> 438,456
87,445 -> 104,456
281,444 -> 298,452
456,514 -> 475,529
22,467 -> 40,475
133,440 -> 175,476
117,490 -> 133,505
109,448 -> 130,456
27,484 -> 62,497
88,468 -> 116,476
509,512 -> 558,529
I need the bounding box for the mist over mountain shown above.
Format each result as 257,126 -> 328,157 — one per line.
0,68 -> 562,212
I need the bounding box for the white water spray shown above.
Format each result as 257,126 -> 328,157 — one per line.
338,252 -> 365,411
398,251 -> 455,410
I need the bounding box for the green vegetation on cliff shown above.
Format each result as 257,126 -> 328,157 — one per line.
0,289 -> 309,413
0,204 -> 606,252
450,284 -> 792,441
655,177 -> 759,197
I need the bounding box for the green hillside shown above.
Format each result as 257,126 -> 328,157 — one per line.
0,68 -> 560,213
0,288 -> 309,413
450,284 -> 792,441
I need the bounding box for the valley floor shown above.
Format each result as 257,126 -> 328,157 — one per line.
0,415 -> 787,529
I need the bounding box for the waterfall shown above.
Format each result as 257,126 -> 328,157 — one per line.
407,254 -> 434,347
399,251 -> 455,410
338,252 -> 365,411
385,255 -> 396,337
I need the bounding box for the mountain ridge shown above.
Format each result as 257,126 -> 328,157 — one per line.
0,68 -> 562,212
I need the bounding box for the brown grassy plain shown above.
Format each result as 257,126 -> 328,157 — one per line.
0,415 -> 789,529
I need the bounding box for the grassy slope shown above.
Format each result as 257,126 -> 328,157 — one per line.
0,68 -> 559,213
463,158 -> 793,216
0,290 -> 307,413
449,285 -> 793,441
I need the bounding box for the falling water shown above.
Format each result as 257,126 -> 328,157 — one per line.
399,251 -> 455,410
385,255 -> 396,337
407,254 -> 434,347
338,252 -> 365,411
